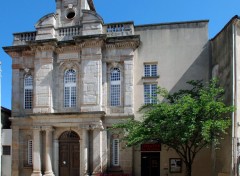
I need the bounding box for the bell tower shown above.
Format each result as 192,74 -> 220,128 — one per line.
56,0 -> 95,27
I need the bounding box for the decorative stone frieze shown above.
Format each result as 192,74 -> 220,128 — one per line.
56,45 -> 81,53
22,50 -> 35,57
33,45 -> 56,52
106,41 -> 140,49
79,40 -> 104,48
106,35 -> 140,49
8,51 -> 21,58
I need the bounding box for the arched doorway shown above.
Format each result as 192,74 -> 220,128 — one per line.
59,131 -> 80,176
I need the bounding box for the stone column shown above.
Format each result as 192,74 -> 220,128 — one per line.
92,129 -> 101,174
83,128 -> 89,175
12,126 -> 19,176
100,129 -> 108,173
53,139 -> 59,176
31,127 -> 42,176
44,127 -> 55,176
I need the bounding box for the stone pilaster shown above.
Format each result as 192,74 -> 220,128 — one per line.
33,46 -> 54,113
124,59 -> 134,114
12,64 -> 20,116
81,46 -> 103,112
43,126 -> 55,176
102,62 -> 107,111
31,126 -> 42,176
12,126 -> 19,176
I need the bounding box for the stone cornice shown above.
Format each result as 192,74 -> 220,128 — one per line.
3,45 -> 31,58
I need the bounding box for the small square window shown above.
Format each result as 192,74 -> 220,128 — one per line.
2,146 -> 11,155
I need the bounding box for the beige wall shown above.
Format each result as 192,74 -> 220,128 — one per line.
132,21 -> 211,176
134,21 -> 210,118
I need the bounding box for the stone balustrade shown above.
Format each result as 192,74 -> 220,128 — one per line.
58,26 -> 81,36
12,22 -> 134,45
104,22 -> 134,37
13,32 -> 36,45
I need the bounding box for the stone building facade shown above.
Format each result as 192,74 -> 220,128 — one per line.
3,0 -> 240,176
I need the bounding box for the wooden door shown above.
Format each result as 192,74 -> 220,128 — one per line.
59,131 -> 80,176
141,152 -> 160,176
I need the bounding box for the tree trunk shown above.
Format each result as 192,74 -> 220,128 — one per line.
185,162 -> 192,176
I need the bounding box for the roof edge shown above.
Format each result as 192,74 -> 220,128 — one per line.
210,15 -> 239,41
135,19 -> 209,28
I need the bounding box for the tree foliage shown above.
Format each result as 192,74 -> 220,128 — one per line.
112,79 -> 234,176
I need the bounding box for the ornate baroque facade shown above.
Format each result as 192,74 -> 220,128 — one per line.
4,0 -> 240,176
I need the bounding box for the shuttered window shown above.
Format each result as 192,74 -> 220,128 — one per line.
28,140 -> 33,165
112,139 -> 120,166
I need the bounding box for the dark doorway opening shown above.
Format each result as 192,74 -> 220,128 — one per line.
59,131 -> 80,176
141,152 -> 160,176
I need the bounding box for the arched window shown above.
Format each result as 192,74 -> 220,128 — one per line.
24,75 -> 33,109
64,69 -> 77,107
110,68 -> 121,106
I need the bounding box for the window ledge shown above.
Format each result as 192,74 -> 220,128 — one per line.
23,165 -> 33,169
142,76 -> 160,79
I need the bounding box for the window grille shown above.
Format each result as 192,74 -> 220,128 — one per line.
28,140 -> 33,165
64,69 -> 77,107
144,84 -> 157,104
144,64 -> 157,77
24,75 -> 33,109
110,68 -> 121,106
112,139 -> 120,166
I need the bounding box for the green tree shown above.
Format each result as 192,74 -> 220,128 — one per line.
113,79 -> 234,176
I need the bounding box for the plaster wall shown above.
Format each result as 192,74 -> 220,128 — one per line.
133,21 -> 211,176
211,22 -> 233,176
134,22 -> 210,119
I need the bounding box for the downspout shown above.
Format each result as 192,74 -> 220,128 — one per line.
232,20 -> 237,176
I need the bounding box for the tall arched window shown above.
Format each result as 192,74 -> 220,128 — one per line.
64,69 -> 77,108
110,68 -> 121,106
24,75 -> 33,109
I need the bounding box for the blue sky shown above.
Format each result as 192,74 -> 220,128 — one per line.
1,0 -> 240,109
